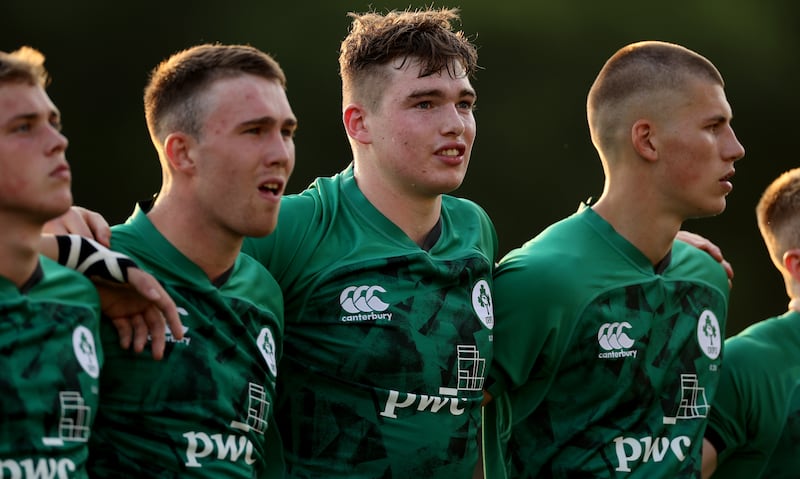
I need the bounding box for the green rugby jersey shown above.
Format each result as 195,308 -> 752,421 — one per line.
483,206 -> 729,478
243,166 -> 498,478
706,310 -> 800,478
0,257 -> 102,479
87,206 -> 284,478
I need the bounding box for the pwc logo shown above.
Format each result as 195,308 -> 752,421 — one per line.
613,435 -> 691,472
597,322 -> 638,359
339,285 -> 393,323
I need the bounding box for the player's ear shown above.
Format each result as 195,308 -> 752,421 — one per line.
343,103 -> 371,145
782,249 -> 800,281
631,119 -> 658,162
163,132 -> 196,172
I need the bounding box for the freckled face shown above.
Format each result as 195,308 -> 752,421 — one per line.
365,58 -> 477,199
0,82 -> 71,223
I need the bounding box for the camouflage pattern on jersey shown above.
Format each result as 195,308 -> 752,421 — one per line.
509,277 -> 725,477
243,166 -> 498,478
488,207 -> 729,478
0,258 -> 101,478
87,207 -> 284,478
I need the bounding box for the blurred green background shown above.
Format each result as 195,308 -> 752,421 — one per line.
4,1 -> 798,336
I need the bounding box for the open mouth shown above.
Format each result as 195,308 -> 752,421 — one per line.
438,148 -> 461,157
259,181 -> 282,196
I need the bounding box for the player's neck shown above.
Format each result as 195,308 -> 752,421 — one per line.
0,217 -> 43,288
592,195 -> 682,266
356,175 -> 442,247
148,197 -> 243,282
789,298 -> 800,312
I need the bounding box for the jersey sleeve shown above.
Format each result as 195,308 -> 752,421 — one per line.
706,335 -> 761,461
481,242 -> 580,479
488,248 -> 577,413
708,329 -> 788,471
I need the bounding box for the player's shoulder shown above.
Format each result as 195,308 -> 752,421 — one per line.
670,237 -> 733,276
728,312 -> 800,354
671,238 -> 723,264
226,252 -> 283,306
442,194 -> 486,212
279,169 -> 350,218
495,222 -> 584,294
717,316 -> 800,384
442,194 -> 495,229
499,212 -> 588,268
39,255 -> 93,284
35,256 -> 99,306
109,209 -> 151,246
669,239 -> 729,289
235,252 -> 279,283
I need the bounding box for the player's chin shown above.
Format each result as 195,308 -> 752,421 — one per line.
683,195 -> 728,220
37,193 -> 73,223
241,216 -> 279,238
698,199 -> 728,218
435,171 -> 468,194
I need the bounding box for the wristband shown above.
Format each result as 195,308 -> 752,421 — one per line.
55,235 -> 138,283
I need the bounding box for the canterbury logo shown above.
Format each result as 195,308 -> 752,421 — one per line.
598,322 -> 635,351
340,285 -> 390,314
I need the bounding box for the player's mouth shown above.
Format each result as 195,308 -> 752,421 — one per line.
50,163 -> 71,181
719,169 -> 735,192
435,144 -> 467,165
259,180 -> 284,197
438,148 -> 462,157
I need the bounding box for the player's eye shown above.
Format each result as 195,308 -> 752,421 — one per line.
12,121 -> 32,133
457,100 -> 475,111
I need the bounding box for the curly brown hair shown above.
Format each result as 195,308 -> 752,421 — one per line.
338,7 -> 478,109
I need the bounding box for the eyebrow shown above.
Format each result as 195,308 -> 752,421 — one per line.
239,115 -> 298,129
4,109 -> 61,127
408,88 -> 477,100
706,114 -> 731,124
7,112 -> 38,124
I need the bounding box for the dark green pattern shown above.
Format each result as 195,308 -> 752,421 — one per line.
487,207 -> 729,478
244,167 -> 498,478
0,258 -> 100,479
87,208 -> 284,478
